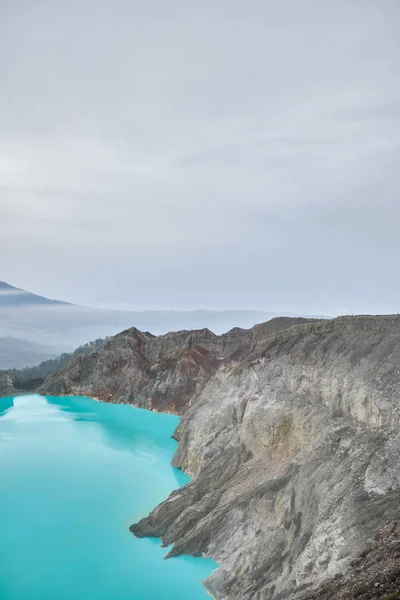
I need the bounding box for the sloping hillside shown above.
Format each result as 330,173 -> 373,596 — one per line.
0,281 -> 67,306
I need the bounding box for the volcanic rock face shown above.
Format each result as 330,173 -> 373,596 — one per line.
41,316 -> 400,599
40,317 -> 313,413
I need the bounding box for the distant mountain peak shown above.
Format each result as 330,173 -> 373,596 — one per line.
0,281 -> 17,290
0,281 -> 70,307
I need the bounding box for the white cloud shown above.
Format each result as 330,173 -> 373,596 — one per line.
0,0 -> 399,311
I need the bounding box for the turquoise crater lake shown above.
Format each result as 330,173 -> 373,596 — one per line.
0,395 -> 216,600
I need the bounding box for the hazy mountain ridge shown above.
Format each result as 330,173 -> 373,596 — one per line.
39,315 -> 400,600
0,281 -> 68,307
0,281 -> 321,355
0,337 -> 58,370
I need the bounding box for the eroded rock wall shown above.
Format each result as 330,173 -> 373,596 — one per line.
132,316 -> 400,599
41,315 -> 400,599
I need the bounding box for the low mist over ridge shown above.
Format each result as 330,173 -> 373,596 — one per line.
0,281 -> 321,358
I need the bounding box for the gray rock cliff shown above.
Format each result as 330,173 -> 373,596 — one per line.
40,316 -> 400,599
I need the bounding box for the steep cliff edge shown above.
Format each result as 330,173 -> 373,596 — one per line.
40,316 -> 400,599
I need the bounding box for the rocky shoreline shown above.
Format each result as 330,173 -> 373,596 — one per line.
39,315 -> 400,599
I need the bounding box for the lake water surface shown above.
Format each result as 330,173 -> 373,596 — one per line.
0,395 -> 216,600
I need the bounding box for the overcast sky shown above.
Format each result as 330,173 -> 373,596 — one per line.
1,0 -> 399,314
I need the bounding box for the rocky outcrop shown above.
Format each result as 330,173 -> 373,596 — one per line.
41,315 -> 400,599
0,371 -> 15,396
300,521 -> 400,600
